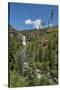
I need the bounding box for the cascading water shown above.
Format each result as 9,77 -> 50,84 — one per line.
20,35 -> 28,72
22,36 -> 26,46
21,36 -> 43,78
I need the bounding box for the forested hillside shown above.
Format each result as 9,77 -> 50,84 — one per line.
8,25 -> 58,87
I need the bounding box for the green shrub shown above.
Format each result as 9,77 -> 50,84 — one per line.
10,71 -> 28,87
39,75 -> 49,85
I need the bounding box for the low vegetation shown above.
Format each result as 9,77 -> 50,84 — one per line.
8,25 -> 58,87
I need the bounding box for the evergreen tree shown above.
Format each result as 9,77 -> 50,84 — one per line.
50,9 -> 54,26
38,44 -> 43,62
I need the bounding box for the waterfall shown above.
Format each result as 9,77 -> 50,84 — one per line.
20,35 -> 28,72
22,36 -> 26,46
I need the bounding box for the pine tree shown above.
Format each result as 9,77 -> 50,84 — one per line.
38,44 -> 43,62
50,9 -> 54,26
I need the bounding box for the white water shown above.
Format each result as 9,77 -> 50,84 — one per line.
21,35 -> 28,72
36,69 -> 42,79
22,36 -> 26,46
